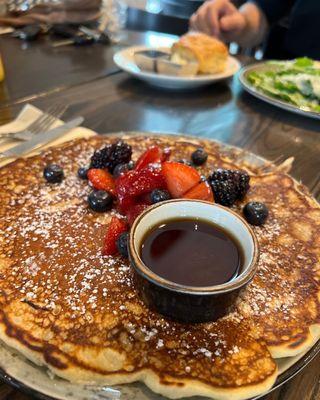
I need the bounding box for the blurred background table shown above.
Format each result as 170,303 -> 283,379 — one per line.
0,28 -> 319,400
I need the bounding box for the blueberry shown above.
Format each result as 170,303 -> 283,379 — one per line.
113,163 -> 129,178
78,167 -> 88,180
127,160 -> 135,170
113,161 -> 136,178
43,164 -> 64,183
178,159 -> 192,166
150,189 -> 171,204
88,190 -> 113,212
243,202 -> 269,226
116,232 -> 129,258
191,148 -> 208,166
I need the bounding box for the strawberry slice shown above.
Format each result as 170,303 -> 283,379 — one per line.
88,169 -> 115,195
116,165 -> 166,214
183,181 -> 214,202
162,162 -> 201,198
126,203 -> 149,226
135,146 -> 163,171
102,216 -> 128,256
116,195 -> 136,215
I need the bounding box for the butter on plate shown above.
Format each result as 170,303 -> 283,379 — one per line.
134,49 -> 199,77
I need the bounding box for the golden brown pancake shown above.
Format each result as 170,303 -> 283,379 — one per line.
0,134 -> 319,400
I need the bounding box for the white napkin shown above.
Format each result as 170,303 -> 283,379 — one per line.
0,104 -> 96,167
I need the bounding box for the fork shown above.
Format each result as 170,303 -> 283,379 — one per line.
0,103 -> 68,141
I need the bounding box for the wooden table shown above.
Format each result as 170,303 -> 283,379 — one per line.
0,29 -> 319,400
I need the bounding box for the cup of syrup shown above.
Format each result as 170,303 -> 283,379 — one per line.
129,200 -> 259,323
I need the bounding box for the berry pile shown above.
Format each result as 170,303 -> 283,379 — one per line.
88,143 -> 215,256
43,140 -> 269,258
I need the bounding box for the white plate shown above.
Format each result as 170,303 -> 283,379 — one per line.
239,62 -> 320,120
113,46 -> 241,89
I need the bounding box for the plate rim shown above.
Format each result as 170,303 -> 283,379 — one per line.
113,45 -> 241,83
0,130 -> 319,400
238,62 -> 320,120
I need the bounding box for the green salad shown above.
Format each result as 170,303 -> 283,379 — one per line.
247,57 -> 320,112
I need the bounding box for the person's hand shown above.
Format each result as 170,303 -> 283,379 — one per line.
190,0 -> 247,42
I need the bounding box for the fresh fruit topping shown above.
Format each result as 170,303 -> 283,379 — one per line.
162,162 -> 201,198
88,169 -> 115,195
88,190 -> 113,212
150,189 -> 171,204
200,175 -> 207,182
209,169 -> 250,200
90,141 -> 132,172
191,148 -> 208,166
209,180 -> 237,207
43,164 -> 64,183
243,202 -> 269,226
126,203 -> 149,226
116,164 -> 166,213
183,181 -> 214,202
178,159 -> 192,166
78,167 -> 88,180
102,216 -> 128,256
113,163 -> 130,178
236,171 -> 250,199
127,160 -> 135,170
135,146 -> 163,171
116,232 -> 129,258
113,161 -> 135,178
162,147 -> 171,161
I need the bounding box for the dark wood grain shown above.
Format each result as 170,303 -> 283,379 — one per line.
0,29 -> 176,105
0,29 -> 319,400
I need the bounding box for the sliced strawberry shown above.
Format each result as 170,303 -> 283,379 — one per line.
162,162 -> 201,198
135,146 -> 163,171
183,181 -> 214,202
102,216 -> 128,256
88,169 -> 115,195
116,164 -> 166,213
117,195 -> 136,215
137,192 -> 153,205
126,203 -> 149,226
162,147 -> 171,162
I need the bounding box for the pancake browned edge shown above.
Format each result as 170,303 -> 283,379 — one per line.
0,134 -> 319,400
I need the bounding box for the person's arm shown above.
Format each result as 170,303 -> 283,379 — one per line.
190,0 -> 290,48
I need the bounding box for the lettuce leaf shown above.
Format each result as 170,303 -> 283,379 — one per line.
246,58 -> 320,112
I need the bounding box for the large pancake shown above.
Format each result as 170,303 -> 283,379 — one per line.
0,134 -> 319,400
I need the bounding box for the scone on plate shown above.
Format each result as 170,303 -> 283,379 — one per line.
171,32 -> 228,74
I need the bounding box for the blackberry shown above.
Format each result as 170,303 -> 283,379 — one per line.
191,148 -> 208,166
209,169 -> 250,200
243,202 -> 268,226
90,141 -> 132,172
210,180 -> 238,207
43,164 -> 64,183
235,170 -> 250,199
116,232 -> 129,258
